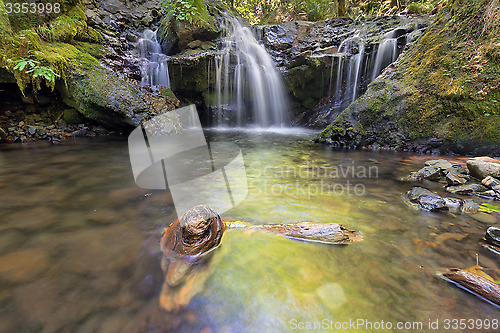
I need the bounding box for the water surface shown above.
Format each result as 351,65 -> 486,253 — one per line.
0,131 -> 498,332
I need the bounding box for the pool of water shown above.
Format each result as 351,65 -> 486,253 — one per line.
0,131 -> 499,332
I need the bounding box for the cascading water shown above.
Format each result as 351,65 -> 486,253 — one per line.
210,16 -> 289,128
371,30 -> 402,81
323,28 -> 406,120
137,29 -> 171,88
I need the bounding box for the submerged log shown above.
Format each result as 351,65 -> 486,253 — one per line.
439,268 -> 500,308
159,205 -> 224,312
159,205 -> 363,312
228,221 -> 363,244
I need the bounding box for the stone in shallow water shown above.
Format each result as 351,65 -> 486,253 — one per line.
445,170 -> 468,186
416,166 -> 441,181
470,213 -> 498,224
315,283 -> 346,311
443,197 -> 462,213
13,275 -> 101,333
445,183 -> 488,195
405,187 -> 447,211
466,159 -> 500,180
425,159 -> 452,171
0,249 -> 49,282
0,230 -> 26,254
59,224 -> 142,275
3,207 -> 57,232
461,199 -> 479,214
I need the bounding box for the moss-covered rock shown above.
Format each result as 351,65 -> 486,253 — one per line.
317,0 -> 500,154
52,42 -> 152,130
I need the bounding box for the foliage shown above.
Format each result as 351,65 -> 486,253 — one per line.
13,55 -> 58,91
219,0 -> 442,24
162,0 -> 210,25
0,1 -> 102,93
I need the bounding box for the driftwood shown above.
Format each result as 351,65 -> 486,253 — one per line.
439,268 -> 500,308
159,205 -> 363,312
227,221 -> 363,244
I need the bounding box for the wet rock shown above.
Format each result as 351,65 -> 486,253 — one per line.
405,187 -> 447,211
466,159 -> 500,180
482,176 -> 500,194
417,166 -> 441,180
485,227 -> 500,247
461,199 -> 479,214
443,197 -> 461,213
0,249 -> 49,283
425,159 -> 452,171
400,171 -> 422,182
445,169 -> 468,186
445,183 -> 488,195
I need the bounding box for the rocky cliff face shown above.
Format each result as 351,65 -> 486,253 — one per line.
317,0 -> 500,155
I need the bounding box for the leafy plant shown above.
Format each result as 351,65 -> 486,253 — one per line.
13,56 -> 59,92
162,0 -> 208,25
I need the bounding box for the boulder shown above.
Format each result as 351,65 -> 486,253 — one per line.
425,159 -> 452,171
446,183 -> 488,195
466,160 -> 500,180
405,187 -> 447,211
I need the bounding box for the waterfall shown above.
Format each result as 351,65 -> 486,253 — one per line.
323,29 -> 406,120
137,29 -> 171,88
211,16 -> 289,128
371,30 -> 402,81
330,35 -> 365,108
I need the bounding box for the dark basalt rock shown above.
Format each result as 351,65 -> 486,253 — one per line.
445,183 -> 488,196
405,187 -> 447,211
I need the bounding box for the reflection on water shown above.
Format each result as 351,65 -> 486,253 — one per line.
0,133 -> 499,332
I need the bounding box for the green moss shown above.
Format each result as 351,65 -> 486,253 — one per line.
0,1 -> 104,94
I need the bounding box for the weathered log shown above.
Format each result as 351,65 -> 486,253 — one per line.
227,221 -> 363,244
439,268 -> 500,308
158,205 -> 363,312
159,205 -> 224,312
